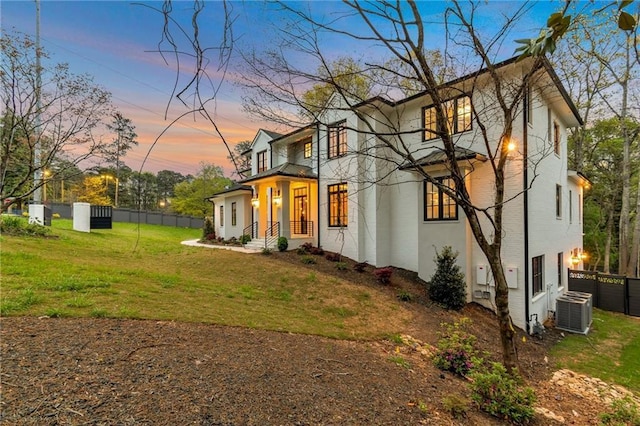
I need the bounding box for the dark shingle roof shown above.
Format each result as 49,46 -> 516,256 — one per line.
239,163 -> 317,184
400,147 -> 487,170
208,184 -> 252,199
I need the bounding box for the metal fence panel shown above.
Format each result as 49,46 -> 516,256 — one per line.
568,270 -> 598,306
628,278 -> 640,317
597,274 -> 626,314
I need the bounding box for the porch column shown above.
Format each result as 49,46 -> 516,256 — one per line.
279,181 -> 291,238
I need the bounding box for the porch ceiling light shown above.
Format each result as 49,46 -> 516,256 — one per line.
251,197 -> 259,208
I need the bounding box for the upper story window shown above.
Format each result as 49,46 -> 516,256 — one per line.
424,177 -> 458,221
304,139 -> 312,159
553,121 -> 560,155
328,183 -> 348,227
423,95 -> 472,141
556,184 -> 562,218
257,150 -> 267,173
328,121 -> 347,159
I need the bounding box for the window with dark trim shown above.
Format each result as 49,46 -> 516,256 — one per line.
557,252 -> 563,288
231,202 -> 237,226
328,183 -> 348,227
569,190 -> 573,223
328,122 -> 347,158
556,184 -> 562,218
553,121 -> 560,155
423,95 -> 472,140
304,139 -> 312,159
424,177 -> 457,221
219,205 -> 224,227
532,255 -> 544,295
257,150 -> 267,173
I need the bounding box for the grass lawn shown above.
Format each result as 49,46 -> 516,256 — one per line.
0,219 -> 412,339
551,309 -> 640,393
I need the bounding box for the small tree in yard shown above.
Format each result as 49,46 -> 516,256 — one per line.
429,246 -> 466,311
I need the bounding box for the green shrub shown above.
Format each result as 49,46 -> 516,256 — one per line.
202,216 -> 215,240
336,262 -> 348,271
442,394 -> 469,419
301,255 -> 316,264
600,396 -> 640,425
432,318 -> 478,376
397,290 -> 414,302
0,216 -> 51,237
469,362 -> 536,424
428,246 -> 466,310
277,236 -> 288,252
240,234 -> 251,244
261,248 -> 273,255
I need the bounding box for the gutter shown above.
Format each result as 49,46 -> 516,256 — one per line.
523,89 -> 531,334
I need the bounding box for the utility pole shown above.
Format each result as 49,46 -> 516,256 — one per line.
33,0 -> 43,203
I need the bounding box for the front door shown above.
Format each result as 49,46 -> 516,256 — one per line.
293,188 -> 308,235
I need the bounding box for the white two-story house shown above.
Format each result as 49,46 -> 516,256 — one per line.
208,56 -> 589,333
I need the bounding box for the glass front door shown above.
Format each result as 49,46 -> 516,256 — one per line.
293,188 -> 308,234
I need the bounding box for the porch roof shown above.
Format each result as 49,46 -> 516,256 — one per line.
239,162 -> 317,184
207,184 -> 252,200
400,147 -> 487,170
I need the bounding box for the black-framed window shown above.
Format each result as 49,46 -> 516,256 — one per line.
257,150 -> 267,173
328,122 -> 347,158
569,190 -> 573,223
553,121 -> 560,155
423,95 -> 472,140
304,139 -> 312,159
219,205 -> 224,227
532,255 -> 544,295
231,202 -> 237,226
557,252 -> 563,288
328,183 -> 348,227
556,184 -> 562,218
424,177 -> 457,221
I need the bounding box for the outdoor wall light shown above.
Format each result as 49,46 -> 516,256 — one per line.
251,197 -> 259,208
272,190 -> 282,206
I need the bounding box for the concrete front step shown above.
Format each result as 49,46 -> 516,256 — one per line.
244,238 -> 276,250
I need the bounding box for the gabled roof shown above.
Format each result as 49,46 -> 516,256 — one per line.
239,162 -> 317,184
400,147 -> 487,170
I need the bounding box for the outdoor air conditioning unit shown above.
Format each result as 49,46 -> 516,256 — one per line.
565,291 -> 593,328
556,295 -> 590,334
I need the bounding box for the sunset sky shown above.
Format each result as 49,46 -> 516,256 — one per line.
2,0 -> 566,177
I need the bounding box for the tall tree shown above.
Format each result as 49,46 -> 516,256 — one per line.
0,32 -> 113,212
226,140 -> 252,178
156,169 -> 187,208
101,113 -> 137,207
172,162 -> 230,217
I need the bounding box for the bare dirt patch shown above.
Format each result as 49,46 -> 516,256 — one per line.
1,250 -> 631,425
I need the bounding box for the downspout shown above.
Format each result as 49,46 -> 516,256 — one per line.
316,123 -> 321,248
523,90 -> 531,334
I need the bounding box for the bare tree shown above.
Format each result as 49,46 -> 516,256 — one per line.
235,1 -> 574,373
0,32 -> 113,212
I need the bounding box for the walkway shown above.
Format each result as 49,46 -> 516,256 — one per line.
180,239 -> 261,254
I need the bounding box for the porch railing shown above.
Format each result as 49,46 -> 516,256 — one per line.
243,221 -> 258,240
265,221 -> 280,249
290,220 -> 314,236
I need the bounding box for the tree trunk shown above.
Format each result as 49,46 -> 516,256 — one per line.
489,255 -> 518,373
627,181 -> 640,277
604,206 -> 614,274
